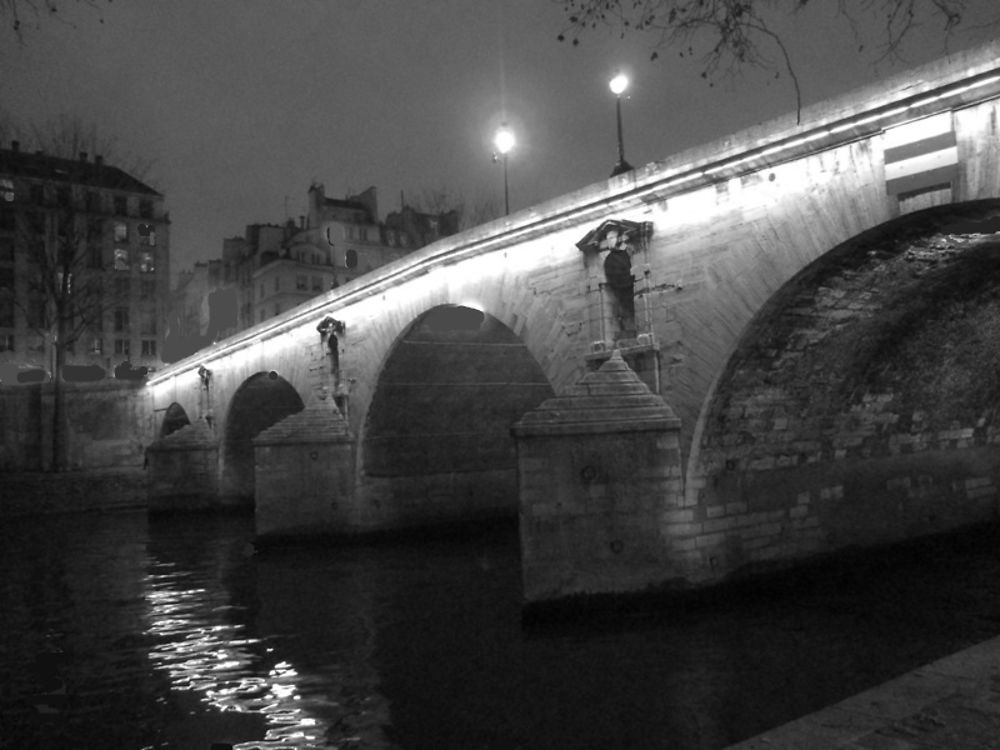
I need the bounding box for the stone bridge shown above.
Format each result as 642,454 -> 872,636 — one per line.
147,41 -> 1000,603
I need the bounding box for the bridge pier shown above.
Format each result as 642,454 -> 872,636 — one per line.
253,395 -> 356,540
513,351 -> 684,605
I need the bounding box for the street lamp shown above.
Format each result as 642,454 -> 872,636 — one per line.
493,122 -> 515,215
609,72 -> 633,177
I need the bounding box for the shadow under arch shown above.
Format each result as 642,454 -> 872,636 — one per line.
688,198 -> 1000,544
362,304 -> 555,528
222,371 -> 305,504
159,402 -> 191,438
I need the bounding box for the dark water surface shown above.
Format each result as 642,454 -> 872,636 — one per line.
3,508 -> 1000,749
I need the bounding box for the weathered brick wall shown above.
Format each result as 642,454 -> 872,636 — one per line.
687,207 -> 1000,580
0,380 -> 153,473
0,385 -> 42,470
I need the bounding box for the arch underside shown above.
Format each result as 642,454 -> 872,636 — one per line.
222,372 -> 305,503
362,305 -> 555,528
697,201 -> 1000,561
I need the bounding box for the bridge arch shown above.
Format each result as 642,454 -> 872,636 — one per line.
159,402 -> 191,437
359,303 -> 556,527
221,370 -> 305,503
689,199 -> 1000,557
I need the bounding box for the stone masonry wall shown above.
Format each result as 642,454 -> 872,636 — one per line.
684,207 -> 1000,581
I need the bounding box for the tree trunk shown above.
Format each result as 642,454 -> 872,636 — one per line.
51,330 -> 66,472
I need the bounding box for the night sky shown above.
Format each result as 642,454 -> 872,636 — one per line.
1,0 -> 996,279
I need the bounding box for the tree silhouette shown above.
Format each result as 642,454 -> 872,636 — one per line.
557,0 -> 998,121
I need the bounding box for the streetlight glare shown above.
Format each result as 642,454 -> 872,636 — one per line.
609,73 -> 629,96
494,125 -> 515,155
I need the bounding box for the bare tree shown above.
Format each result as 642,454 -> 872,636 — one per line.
0,182 -> 130,469
556,0 -> 998,121
1,0 -> 110,42
411,186 -> 501,231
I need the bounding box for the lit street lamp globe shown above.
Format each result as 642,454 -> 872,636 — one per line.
494,124 -> 515,156
609,72 -> 629,97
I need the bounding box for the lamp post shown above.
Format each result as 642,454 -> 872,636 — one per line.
493,122 -> 515,215
609,72 -> 633,177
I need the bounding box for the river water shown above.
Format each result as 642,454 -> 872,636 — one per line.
3,507 -> 1000,750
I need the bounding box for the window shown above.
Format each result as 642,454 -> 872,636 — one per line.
114,196 -> 127,215
140,280 -> 156,299
0,237 -> 12,263
259,309 -> 265,323
345,249 -> 358,269
138,223 -> 156,246
0,178 -> 13,202
141,339 -> 157,356
114,222 -> 128,243
359,227 -> 369,241
29,184 -> 44,205
140,310 -> 157,335
114,277 -> 130,298
274,303 -> 281,316
296,274 -> 307,290
114,248 -> 129,271
311,276 -> 321,291
85,191 -> 101,212
115,338 -> 130,355
139,251 -> 155,273
259,283 -> 264,300
56,186 -> 71,207
139,200 -> 153,219
87,218 -> 103,241
91,337 -> 103,354
114,308 -> 129,332
0,211 -> 13,232
0,334 -> 13,352
273,276 -> 279,292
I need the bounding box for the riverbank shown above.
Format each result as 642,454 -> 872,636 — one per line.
0,468 -> 148,516
727,634 -> 1000,748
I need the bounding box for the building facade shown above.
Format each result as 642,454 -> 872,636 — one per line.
0,142 -> 170,383
167,184 -> 458,359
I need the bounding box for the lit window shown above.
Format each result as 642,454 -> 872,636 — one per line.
114,222 -> 128,243
139,251 -> 155,273
0,179 -> 13,202
114,248 -> 129,271
91,338 -> 103,354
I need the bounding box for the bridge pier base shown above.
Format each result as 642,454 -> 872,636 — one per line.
253,397 -> 355,540
513,351 -> 684,606
147,419 -> 221,511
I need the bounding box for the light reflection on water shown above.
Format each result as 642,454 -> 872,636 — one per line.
4,508 -> 1000,748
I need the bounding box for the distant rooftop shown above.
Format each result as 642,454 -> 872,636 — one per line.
0,142 -> 160,196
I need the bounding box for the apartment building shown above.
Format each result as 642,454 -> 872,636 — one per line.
0,142 -> 169,382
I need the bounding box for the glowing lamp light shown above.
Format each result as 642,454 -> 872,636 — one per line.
493,124 -> 516,156
609,72 -> 629,96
